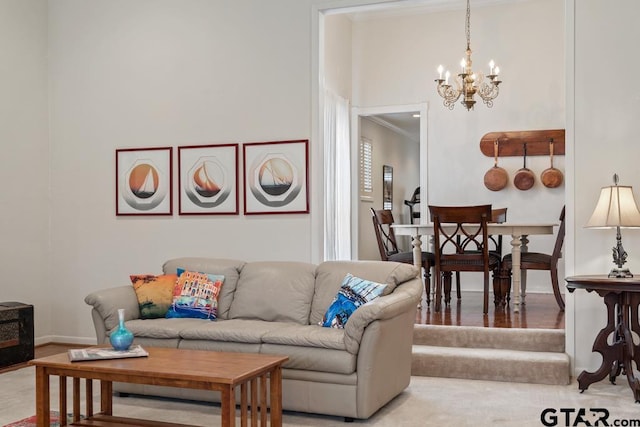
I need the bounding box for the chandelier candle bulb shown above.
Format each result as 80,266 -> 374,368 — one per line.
489,60 -> 495,75
438,65 -> 443,79
445,70 -> 450,85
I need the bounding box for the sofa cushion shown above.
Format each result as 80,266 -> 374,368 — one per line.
166,270 -> 224,320
123,318 -> 206,339
262,324 -> 346,351
228,261 -> 316,324
319,274 -> 386,329
130,274 -> 178,319
309,261 -> 418,325
260,343 -> 356,375
179,319 -> 290,343
163,258 -> 245,320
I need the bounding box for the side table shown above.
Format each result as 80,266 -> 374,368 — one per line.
566,275 -> 640,402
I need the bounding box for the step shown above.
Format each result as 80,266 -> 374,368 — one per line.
413,324 -> 565,353
411,345 -> 571,385
411,324 -> 570,385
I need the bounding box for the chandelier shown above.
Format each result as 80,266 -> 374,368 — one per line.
434,0 -> 501,111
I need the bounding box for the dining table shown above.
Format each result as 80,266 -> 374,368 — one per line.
392,222 -> 557,313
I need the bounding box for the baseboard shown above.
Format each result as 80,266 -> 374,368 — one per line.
35,335 -> 96,347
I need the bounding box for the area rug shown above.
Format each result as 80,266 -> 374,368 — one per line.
3,411 -> 82,427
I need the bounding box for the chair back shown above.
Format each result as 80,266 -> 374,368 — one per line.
551,206 -> 566,262
404,187 -> 421,224
491,208 -> 507,223
370,208 -> 400,261
429,205 -> 492,273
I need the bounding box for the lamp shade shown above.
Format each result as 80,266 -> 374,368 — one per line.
586,185 -> 640,228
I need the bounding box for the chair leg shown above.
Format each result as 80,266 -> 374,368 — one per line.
443,272 -> 452,306
550,266 -> 565,311
483,272 -> 489,314
434,272 -> 442,312
455,271 -> 461,299
424,266 -> 431,306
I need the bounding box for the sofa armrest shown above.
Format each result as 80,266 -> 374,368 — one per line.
84,286 -> 140,335
343,277 -> 421,354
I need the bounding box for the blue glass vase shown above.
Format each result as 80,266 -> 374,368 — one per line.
110,308 -> 134,351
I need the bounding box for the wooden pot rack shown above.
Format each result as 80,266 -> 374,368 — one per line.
480,129 -> 565,157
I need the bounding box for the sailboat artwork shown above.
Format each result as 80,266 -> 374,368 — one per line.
193,161 -> 222,197
117,148 -> 172,215
244,140 -> 308,213
258,157 -> 293,196
129,164 -> 158,199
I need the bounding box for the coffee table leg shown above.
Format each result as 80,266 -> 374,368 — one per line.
59,376 -> 67,426
269,367 -> 283,427
221,385 -> 236,427
35,366 -> 50,427
100,380 -> 113,415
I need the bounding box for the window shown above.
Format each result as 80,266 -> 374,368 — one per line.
360,137 -> 372,199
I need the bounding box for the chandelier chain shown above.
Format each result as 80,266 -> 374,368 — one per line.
465,0 -> 471,50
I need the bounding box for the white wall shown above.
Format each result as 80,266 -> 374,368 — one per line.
46,0 -> 316,342
0,0 -> 50,338
571,0 -> 640,374
350,0 -> 565,292
358,117 -> 420,261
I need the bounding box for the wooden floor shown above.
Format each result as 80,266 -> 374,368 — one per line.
416,291 -> 565,329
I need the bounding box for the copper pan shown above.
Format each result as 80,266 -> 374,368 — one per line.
540,139 -> 564,188
484,140 -> 508,191
513,143 -> 535,191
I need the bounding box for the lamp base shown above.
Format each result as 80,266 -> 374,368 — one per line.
608,267 -> 633,278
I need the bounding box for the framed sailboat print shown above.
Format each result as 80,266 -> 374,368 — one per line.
178,143 -> 239,215
243,139 -> 309,215
116,147 -> 173,216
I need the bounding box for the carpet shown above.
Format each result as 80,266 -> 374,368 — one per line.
3,411 -> 82,427
3,366 -> 640,427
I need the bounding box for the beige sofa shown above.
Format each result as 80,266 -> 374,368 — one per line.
84,257 -> 421,420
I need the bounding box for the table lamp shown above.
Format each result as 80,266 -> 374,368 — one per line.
586,174 -> 640,278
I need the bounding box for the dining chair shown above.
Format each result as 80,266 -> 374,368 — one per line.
429,205 -> 502,314
370,208 -> 435,304
500,206 -> 566,311
454,207 -> 508,303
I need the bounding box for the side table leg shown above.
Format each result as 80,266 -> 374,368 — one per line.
577,292 -> 623,392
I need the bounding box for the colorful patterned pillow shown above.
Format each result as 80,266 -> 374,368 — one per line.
166,269 -> 225,320
319,274 -> 387,329
130,274 -> 178,319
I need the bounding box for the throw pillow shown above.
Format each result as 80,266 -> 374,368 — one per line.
319,274 -> 387,329
166,269 -> 225,320
130,274 -> 178,319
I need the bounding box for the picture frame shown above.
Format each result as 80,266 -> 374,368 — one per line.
116,147 -> 173,216
383,165 -> 393,210
243,139 -> 309,215
177,144 -> 239,215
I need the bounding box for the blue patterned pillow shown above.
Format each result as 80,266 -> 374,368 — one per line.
319,274 -> 387,329
166,269 -> 225,320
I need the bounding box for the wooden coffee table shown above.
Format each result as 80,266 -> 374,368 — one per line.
29,347 -> 288,427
